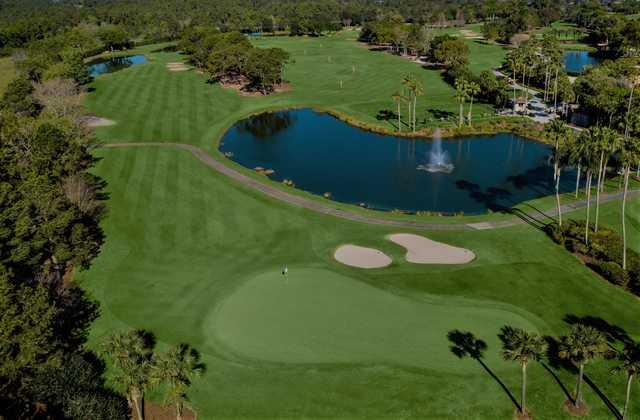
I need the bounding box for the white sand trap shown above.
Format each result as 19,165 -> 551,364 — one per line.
82,116 -> 116,127
166,62 -> 190,72
334,245 -> 392,269
388,233 -> 475,264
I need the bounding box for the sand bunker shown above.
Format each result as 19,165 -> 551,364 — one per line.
334,245 -> 392,269
166,62 -> 190,72
459,29 -> 483,39
388,233 -> 475,264
82,116 -> 116,127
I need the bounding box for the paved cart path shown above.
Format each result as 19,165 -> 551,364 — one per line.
102,142 -> 640,231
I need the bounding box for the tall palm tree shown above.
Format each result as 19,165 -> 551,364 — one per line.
499,326 -> 547,418
454,78 -> 468,128
402,74 -> 415,131
466,80 -> 480,127
611,342 -> 640,420
558,324 -> 608,410
577,130 -> 596,244
545,119 -> 572,226
619,136 -> 640,270
151,344 -> 204,420
103,330 -> 154,420
391,91 -> 403,132
412,78 -> 424,132
594,127 -> 621,232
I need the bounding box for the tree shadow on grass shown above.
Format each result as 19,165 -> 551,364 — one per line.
447,330 -> 522,412
563,315 -> 632,346
561,315 -> 629,420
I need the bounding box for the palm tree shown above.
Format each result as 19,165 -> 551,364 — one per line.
499,326 -> 547,418
391,91 -> 403,132
545,119 -> 572,226
594,127 -> 621,232
619,136 -> 640,270
412,78 -> 424,132
577,129 -> 600,244
151,344 -> 204,420
466,80 -> 480,127
454,78 -> 468,128
103,330 -> 154,420
611,342 -> 640,420
402,74 -> 415,131
558,324 -> 608,410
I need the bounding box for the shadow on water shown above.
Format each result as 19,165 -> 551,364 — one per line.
447,330 -> 522,412
237,111 -> 295,139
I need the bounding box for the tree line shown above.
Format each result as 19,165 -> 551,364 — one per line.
0,42 -> 204,420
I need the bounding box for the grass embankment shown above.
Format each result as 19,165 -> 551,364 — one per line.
0,56 -> 16,96
80,146 -> 640,419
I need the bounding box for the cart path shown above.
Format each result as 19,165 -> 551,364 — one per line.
101,142 -> 640,231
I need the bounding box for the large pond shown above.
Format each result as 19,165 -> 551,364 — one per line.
220,109 -> 578,214
87,55 -> 148,77
563,50 -> 601,74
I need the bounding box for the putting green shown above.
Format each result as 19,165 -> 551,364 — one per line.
210,268 -> 540,372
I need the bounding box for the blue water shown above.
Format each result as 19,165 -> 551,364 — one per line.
563,51 -> 600,74
87,55 -> 148,77
220,109 -> 578,214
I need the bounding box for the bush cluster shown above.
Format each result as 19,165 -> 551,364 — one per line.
546,220 -> 640,295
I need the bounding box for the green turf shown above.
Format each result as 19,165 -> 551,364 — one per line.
212,268 -> 539,371
84,31 -> 506,150
80,146 -> 640,419
80,31 -> 640,419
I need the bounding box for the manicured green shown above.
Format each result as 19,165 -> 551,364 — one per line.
81,31 -> 640,419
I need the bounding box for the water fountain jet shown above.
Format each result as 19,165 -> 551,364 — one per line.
417,129 -> 455,173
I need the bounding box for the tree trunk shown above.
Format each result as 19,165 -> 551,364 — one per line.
595,151 -> 604,232
553,66 -> 559,111
176,402 -> 183,420
397,102 -> 401,132
132,389 -> 144,420
513,68 -> 517,113
622,373 -> 633,420
459,101 -> 464,127
622,165 -> 630,270
585,171 -> 593,244
625,83 -> 635,138
413,96 -> 417,132
575,164 -> 581,198
467,97 -> 474,126
555,162 -> 562,226
521,362 -> 528,415
575,363 -> 584,406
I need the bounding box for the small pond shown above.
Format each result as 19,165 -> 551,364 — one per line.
87,55 -> 148,77
220,109 -> 578,214
563,50 -> 601,74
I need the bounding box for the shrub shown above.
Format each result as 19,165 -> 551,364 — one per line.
545,223 -> 565,245
594,261 -> 629,287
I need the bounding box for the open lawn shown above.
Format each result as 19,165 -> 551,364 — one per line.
0,56 -> 16,96
84,31 -> 505,149
81,146 -> 640,418
80,31 -> 640,419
